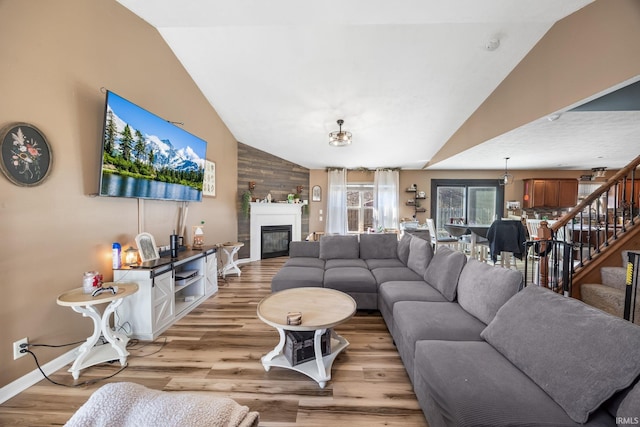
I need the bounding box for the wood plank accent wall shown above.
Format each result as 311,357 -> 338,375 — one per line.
237,142 -> 310,259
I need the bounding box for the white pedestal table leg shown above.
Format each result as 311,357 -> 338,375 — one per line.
68,298 -> 129,380
69,304 -> 102,380
314,328 -> 329,388
261,327 -> 286,371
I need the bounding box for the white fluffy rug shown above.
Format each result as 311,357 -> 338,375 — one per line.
65,382 -> 259,427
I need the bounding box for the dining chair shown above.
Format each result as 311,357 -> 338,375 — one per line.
426,218 -> 459,252
525,219 -> 543,240
486,219 -> 527,269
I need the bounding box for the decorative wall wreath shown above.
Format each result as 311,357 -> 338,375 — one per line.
0,122 -> 52,187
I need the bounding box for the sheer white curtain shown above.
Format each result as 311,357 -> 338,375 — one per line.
325,168 -> 347,235
374,169 -> 399,231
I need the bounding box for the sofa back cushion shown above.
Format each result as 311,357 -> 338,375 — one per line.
397,233 -> 412,265
481,285 -> 640,424
456,259 -> 522,325
319,235 -> 359,260
289,241 -> 320,258
423,246 -> 466,302
407,236 -> 433,277
359,233 -> 398,259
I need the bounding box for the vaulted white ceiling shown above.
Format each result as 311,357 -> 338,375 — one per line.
115,0 -> 638,171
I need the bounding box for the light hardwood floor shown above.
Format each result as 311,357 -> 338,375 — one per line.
0,257 -> 428,426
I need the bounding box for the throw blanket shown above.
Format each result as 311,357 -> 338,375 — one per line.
65,382 -> 259,427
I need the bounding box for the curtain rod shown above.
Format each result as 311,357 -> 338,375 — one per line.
325,167 -> 400,172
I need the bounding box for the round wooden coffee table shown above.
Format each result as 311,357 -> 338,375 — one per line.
257,287 -> 356,388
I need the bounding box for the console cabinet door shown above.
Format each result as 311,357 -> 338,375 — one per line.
205,251 -> 218,296
153,269 -> 174,332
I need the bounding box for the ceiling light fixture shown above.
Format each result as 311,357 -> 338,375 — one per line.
485,38 -> 500,51
500,157 -> 513,186
591,167 -> 607,179
329,119 -> 352,147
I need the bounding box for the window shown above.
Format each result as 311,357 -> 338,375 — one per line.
347,184 -> 374,233
431,179 -> 504,232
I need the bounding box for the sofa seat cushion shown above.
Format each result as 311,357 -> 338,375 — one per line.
283,257 -> 325,269
481,285 -> 640,424
325,258 -> 368,269
378,281 -> 448,333
423,246 -> 467,302
359,233 -> 398,259
456,259 -> 522,325
319,235 -> 359,259
414,340 -> 613,427
371,267 -> 423,285
323,267 -> 377,294
392,301 -> 486,383
365,258 -> 405,269
271,267 -> 324,292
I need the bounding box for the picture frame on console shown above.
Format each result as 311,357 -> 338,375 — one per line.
135,232 -> 159,262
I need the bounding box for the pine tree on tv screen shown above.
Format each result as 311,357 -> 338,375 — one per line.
99,91 -> 207,202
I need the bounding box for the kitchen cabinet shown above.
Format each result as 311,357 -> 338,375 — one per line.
523,179 -> 578,208
558,180 -> 578,207
618,179 -> 640,208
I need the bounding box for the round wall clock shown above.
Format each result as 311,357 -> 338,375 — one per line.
0,122 -> 52,187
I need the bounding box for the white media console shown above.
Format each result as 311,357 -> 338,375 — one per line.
113,247 -> 217,340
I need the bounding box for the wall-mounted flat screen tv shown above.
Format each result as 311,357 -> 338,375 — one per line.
99,90 -> 206,202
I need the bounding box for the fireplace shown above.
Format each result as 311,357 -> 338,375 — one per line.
249,202 -> 302,261
261,225 -> 292,259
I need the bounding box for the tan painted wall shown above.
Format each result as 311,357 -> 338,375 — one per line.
308,170 -> 327,233
0,0 -> 237,387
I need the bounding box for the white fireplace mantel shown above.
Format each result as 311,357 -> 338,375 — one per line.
250,202 -> 302,261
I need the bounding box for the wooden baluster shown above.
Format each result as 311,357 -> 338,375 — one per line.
537,221 -> 552,288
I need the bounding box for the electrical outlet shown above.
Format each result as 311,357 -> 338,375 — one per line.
13,337 -> 28,360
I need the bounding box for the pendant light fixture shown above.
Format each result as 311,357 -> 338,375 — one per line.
329,119 -> 352,147
500,157 -> 513,186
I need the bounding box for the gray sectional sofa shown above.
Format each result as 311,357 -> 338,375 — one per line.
271,233 -> 640,425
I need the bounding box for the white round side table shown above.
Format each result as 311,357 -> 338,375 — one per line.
56,283 -> 138,379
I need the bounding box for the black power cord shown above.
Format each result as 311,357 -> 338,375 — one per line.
28,339 -> 87,349
21,347 -> 127,388
20,337 -> 168,387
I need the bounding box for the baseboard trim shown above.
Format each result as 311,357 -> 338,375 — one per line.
0,347 -> 77,404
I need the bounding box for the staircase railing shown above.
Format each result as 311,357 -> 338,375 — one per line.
546,155 -> 640,293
